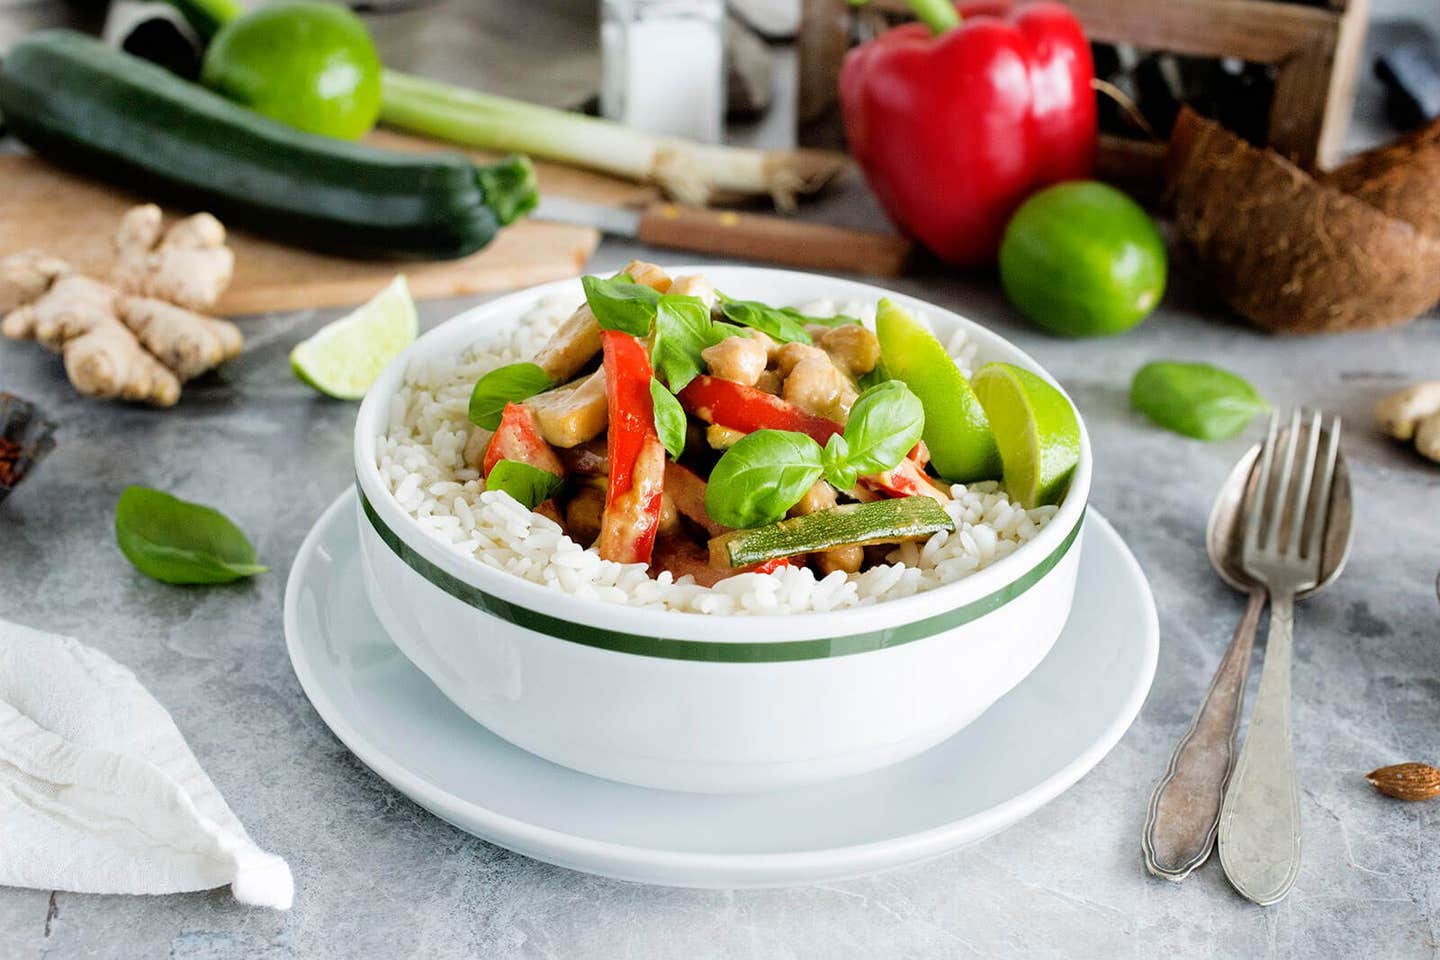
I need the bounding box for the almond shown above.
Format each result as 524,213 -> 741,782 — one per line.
1365,762 -> 1440,801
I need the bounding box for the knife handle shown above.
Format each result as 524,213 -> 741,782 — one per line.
636,204 -> 913,277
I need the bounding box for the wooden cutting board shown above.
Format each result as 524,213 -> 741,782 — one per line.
0,138 -> 628,316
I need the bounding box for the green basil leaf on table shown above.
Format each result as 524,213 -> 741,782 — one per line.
582,273 -> 663,336
1131,361 -> 1269,441
840,380 -> 925,475
486,459 -> 564,510
650,379 -> 687,460
705,429 -> 825,528
821,433 -> 858,491
467,362 -> 554,430
115,486 -> 268,585
718,297 -> 813,344
650,295 -> 720,393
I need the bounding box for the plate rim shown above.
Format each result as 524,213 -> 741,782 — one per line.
284,489 -> 1158,886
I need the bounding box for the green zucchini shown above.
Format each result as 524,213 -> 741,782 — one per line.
0,31 -> 537,260
708,497 -> 955,569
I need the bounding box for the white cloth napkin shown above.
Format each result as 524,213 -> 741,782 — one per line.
0,619 -> 293,909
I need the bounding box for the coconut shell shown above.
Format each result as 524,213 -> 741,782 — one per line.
1165,108 -> 1440,334
1324,116 -> 1440,240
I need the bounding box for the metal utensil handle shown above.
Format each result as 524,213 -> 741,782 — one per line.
1143,588 -> 1265,880
1219,589 -> 1301,905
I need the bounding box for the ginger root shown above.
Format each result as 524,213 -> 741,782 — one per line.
120,297 -> 243,381
1375,381 -> 1440,463
112,204 -> 234,311
3,276 -> 181,405
1,204 -> 242,407
0,251 -> 71,314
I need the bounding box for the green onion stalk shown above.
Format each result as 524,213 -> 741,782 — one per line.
379,70 -> 841,210
166,0 -> 844,209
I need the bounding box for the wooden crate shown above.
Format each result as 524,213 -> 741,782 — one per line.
797,0 -> 1371,178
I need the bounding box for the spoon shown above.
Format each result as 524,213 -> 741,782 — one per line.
1142,427 -> 1352,881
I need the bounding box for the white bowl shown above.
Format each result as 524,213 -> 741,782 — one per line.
353,267 -> 1092,794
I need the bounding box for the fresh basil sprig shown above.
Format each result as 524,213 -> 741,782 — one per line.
704,380 -> 928,527
718,297 -> 813,344
582,273 -> 663,335
1131,361 -> 1268,441
821,434 -> 858,491
649,295 -> 717,393
705,430 -> 825,528
115,486 -> 267,585
650,380 -> 687,460
468,362 -> 554,430
839,379 -> 924,475
486,459 -> 564,509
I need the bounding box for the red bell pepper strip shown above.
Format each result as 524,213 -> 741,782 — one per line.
840,1 -> 1095,267
596,330 -> 664,564
677,375 -> 842,446
862,456 -> 951,503
482,402 -> 565,479
650,536 -> 792,587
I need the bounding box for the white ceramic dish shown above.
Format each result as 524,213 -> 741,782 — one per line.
353,267 -> 1093,793
285,490 -> 1157,887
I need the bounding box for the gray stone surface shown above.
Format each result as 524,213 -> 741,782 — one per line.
4,11 -> 1440,960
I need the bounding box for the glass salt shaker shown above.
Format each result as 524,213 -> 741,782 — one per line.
600,0 -> 725,143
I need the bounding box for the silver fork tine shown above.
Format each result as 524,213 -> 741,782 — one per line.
1262,409 -> 1302,554
1284,410 -> 1323,559
1301,416 -> 1341,563
1244,412 -> 1280,558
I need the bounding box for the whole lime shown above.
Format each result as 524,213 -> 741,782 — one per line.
201,1 -> 382,140
999,181 -> 1167,337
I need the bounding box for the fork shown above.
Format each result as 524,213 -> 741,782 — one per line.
1218,410 -> 1341,905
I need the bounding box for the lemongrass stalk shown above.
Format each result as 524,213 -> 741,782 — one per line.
380,70 -> 843,209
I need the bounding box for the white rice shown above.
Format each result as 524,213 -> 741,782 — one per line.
375,294 -> 1056,615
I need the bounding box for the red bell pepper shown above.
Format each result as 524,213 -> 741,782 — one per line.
596,330 -> 665,564
483,403 -> 565,479
677,376 -> 842,446
862,456 -> 951,503
840,0 -> 1095,266
650,536 -> 792,587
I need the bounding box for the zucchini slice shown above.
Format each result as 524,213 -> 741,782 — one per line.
708,496 -> 954,570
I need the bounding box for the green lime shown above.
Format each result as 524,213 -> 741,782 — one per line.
291,276 -> 416,399
875,299 -> 1001,482
999,181 -> 1166,337
971,362 -> 1081,508
202,1 -> 382,140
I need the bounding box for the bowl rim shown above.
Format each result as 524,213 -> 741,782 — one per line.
354,265 -> 1092,645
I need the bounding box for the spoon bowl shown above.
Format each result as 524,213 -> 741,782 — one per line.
1206,429 -> 1353,598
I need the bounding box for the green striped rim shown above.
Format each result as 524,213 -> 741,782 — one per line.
360,489 -> 1083,663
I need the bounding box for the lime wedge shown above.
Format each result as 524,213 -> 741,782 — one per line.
874,299 -> 1000,482
971,362 -> 1080,508
291,276 -> 417,399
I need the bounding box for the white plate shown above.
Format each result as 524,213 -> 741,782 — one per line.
284,489 -> 1158,888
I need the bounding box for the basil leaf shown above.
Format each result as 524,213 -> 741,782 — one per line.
650,295 -> 719,393
486,459 -> 564,509
822,433 -> 858,491
1131,361 -> 1269,441
705,429 -> 824,528
857,358 -> 890,392
583,273 -> 663,336
718,298 -> 813,344
782,307 -> 861,328
468,362 -> 554,430
840,380 -> 925,475
115,486 -> 267,585
650,379 -> 687,460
